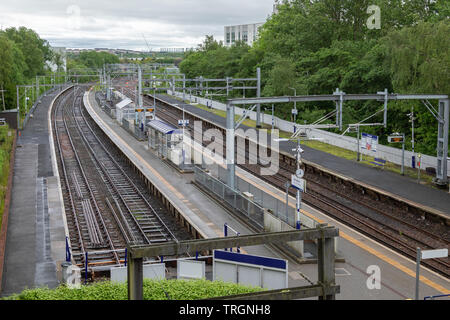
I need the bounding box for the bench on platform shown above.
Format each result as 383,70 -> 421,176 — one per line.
370,157 -> 386,168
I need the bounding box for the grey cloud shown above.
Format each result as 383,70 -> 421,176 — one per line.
1,0 -> 275,49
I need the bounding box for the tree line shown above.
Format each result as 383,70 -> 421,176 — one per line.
179,0 -> 449,156
0,27 -> 55,110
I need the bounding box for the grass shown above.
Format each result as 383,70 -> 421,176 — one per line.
166,94 -> 436,186
0,125 -> 14,227
3,279 -> 262,300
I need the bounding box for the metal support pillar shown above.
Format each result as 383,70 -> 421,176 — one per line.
356,125 -> 360,161
317,225 -> 336,300
435,99 -> 449,186
256,67 -> 261,128
333,88 -> 344,130
138,65 -> 143,108
226,102 -> 236,190
183,74 -> 186,101
415,247 -> 421,300
36,76 -> 39,98
106,74 -> 111,101
127,252 -> 143,300
401,134 -> 405,175
16,86 -> 20,129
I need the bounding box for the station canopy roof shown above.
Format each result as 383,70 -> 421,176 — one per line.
116,98 -> 133,109
147,119 -> 182,135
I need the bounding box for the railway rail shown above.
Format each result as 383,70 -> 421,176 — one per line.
52,86 -> 189,272
115,88 -> 449,278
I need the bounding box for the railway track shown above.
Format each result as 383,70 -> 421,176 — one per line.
122,90 -> 449,278
52,87 -> 185,271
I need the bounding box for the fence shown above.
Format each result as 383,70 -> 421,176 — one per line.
216,165 -> 318,228
194,166 -> 264,229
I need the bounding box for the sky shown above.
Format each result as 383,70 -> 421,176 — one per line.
0,0 -> 276,50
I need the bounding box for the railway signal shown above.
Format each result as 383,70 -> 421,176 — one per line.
388,132 -> 405,175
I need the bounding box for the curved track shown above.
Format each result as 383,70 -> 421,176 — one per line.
52,87 -> 185,271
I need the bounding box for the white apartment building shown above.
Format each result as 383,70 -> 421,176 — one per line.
224,22 -> 264,47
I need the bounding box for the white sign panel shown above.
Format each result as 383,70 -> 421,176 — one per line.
421,249 -> 448,260
291,175 -> 306,192
213,250 -> 288,290
110,263 -> 166,283
178,119 -> 189,126
361,133 -> 378,152
177,260 -> 205,280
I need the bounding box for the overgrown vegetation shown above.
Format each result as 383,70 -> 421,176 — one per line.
179,0 -> 449,157
4,279 -> 262,300
0,125 -> 14,227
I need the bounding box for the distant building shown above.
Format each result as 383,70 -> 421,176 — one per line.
224,1 -> 283,47
224,22 -> 264,47
160,48 -> 186,53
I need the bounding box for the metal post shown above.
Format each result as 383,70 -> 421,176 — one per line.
417,153 -> 422,184
285,181 -> 290,220
127,254 -> 143,300
224,223 -> 228,251
271,104 -> 274,132
256,68 -> 261,128
357,125 -> 360,161
436,99 -> 449,186
106,74 -> 111,101
84,252 -> 88,284
16,86 -> 20,129
401,134 -> 405,175
296,139 -> 302,230
183,74 -> 186,102
138,65 -> 143,108
24,87 -> 27,116
415,247 -> 421,300
226,102 -> 235,190
409,107 -> 416,168
65,237 -> 71,262
237,232 -> 241,253
317,224 -> 336,300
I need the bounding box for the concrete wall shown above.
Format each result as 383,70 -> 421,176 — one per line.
264,209 -> 304,257
169,90 -> 449,176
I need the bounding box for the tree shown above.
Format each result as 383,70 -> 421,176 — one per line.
4,27 -> 51,78
0,33 -> 27,109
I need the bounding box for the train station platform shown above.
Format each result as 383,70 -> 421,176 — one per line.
156,94 -> 450,217
94,89 -> 449,299
1,88 -> 68,297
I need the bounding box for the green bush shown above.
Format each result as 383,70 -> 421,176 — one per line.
0,125 -> 14,226
5,279 -> 262,300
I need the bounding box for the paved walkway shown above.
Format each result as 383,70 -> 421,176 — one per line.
1,89 -> 67,297
157,94 -> 450,216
